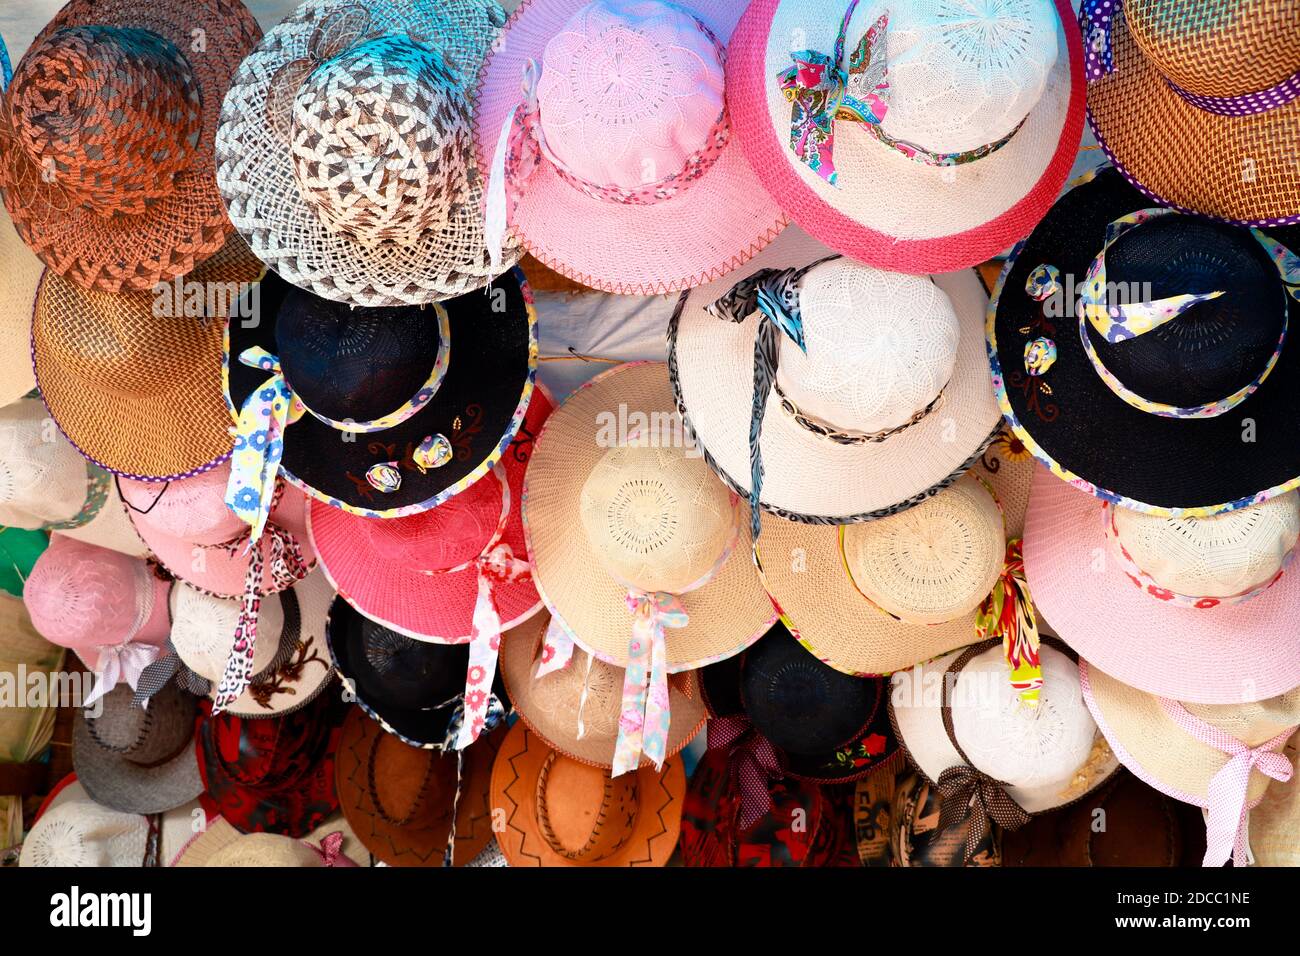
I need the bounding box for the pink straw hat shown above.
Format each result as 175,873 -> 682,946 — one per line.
117,463 -> 315,600
725,0 -> 1084,274
1025,466 -> 1300,704
474,0 -> 788,295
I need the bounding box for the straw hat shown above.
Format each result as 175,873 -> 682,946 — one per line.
0,398 -> 146,557
1081,660 -> 1300,867
1247,731 -> 1300,866
725,0 -> 1084,274
670,226 -> 999,529
0,206 -> 43,407
0,0 -> 261,293
757,435 -> 1035,676
170,812 -> 371,866
988,166 -> 1300,516
217,0 -> 518,306
499,612 -> 707,769
32,234 -> 266,481
1082,0 -> 1300,225
170,571 -> 335,718
334,705 -> 502,866
474,0 -> 787,295
1025,466 -> 1300,704
489,721 -> 685,867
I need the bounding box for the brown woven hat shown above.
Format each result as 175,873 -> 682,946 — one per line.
334,705 -> 501,867
489,721 -> 685,867
31,235 -> 265,480
0,0 -> 261,292
1083,0 -> 1300,225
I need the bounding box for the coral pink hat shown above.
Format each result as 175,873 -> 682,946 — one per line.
1025,466 -> 1300,705
475,0 -> 787,295
117,464 -> 315,600
726,0 -> 1084,274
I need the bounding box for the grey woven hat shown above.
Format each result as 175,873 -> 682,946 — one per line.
72,682 -> 204,814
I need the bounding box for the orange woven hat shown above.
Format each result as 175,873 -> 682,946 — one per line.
0,0 -> 262,292
32,235 -> 266,480
1081,0 -> 1300,225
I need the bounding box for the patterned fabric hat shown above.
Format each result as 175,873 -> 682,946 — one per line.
217,0 -> 518,306
1081,0 -> 1300,225
0,0 -> 261,292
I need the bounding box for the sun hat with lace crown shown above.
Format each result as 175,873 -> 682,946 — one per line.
217,0 -> 518,307
0,398 -> 146,557
1081,659 -> 1300,867
724,0 -> 1083,274
0,0 -> 261,294
475,0 -> 787,296
523,361 -> 774,778
1081,0 -> 1300,226
670,226 -> 999,530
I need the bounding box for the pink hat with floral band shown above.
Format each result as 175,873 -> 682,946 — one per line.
1025,465 -> 1300,704
476,0 -> 787,294
22,536 -> 171,705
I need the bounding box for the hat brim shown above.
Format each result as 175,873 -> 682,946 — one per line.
474,0 -> 788,295
671,227 -> 1000,524
989,166 -> 1300,515
58,487 -> 148,559
0,208 -> 42,406
0,0 -> 259,293
489,722 -> 685,867
225,268 -> 537,517
726,0 -> 1084,274
522,361 -> 776,670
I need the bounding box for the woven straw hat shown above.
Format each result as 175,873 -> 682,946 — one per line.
670,226 -> 999,525
32,234 -> 266,481
1247,731 -> 1300,866
725,0 -> 1084,274
1082,0 -> 1300,225
499,612 -> 707,769
0,0 -> 261,293
217,0 -> 518,306
0,205 -> 43,406
0,398 -> 146,557
170,812 -> 372,866
523,361 -> 775,671
180,829 -> 356,867
474,0 -> 787,295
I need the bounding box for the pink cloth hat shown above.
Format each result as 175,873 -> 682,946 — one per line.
1025,466 -> 1300,704
475,0 -> 787,295
117,463 -> 315,600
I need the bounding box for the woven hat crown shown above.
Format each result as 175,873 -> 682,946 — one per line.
121,466 -> 246,545
1113,493 -> 1300,598
0,399 -> 92,528
6,25 -> 200,217
19,800 -> 148,867
1184,686 -> 1300,746
351,617 -> 467,710
1125,0 -> 1300,98
536,0 -> 725,191
779,259 -> 959,434
854,0 -> 1058,154
528,644 -> 623,742
24,537 -> 151,651
203,832 -> 331,866
579,440 -> 735,594
172,583 -> 284,681
84,683 -> 197,764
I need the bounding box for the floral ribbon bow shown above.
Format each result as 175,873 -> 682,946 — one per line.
225,347 -> 303,545
935,764 -> 1031,865
84,640 -> 164,708
707,714 -> 787,830
309,831 -> 358,868
611,590 -> 688,778
441,693 -> 507,868
975,538 -> 1043,707
1158,698 -> 1295,867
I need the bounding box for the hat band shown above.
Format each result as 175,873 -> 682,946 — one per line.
42,463 -> 111,532
1101,501 -> 1293,609
773,377 -> 945,445
1165,69 -> 1300,117
1078,208 -> 1300,419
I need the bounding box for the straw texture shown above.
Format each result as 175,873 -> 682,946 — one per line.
0,204 -> 42,405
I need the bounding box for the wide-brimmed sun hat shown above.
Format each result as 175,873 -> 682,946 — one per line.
523,361 -> 775,777
169,811 -> 371,866
0,0 -> 261,293
1025,466 -> 1300,704
670,226 -> 998,534
756,438 -> 1036,677
724,0 -> 1083,274
1080,0 -> 1300,226
988,166 -> 1300,516
474,0 -> 787,295
217,0 -> 519,306
1081,659 -> 1300,867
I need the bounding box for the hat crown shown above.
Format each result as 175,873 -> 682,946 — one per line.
1113,493 -> 1300,598
0,400 -> 90,528
860,0 -> 1058,154
172,584 -> 283,681
779,260 -> 959,434
121,466 -> 246,545
203,832 -> 326,867
367,732 -> 456,823
289,33 -> 472,247
529,645 -> 623,742
84,682 -> 195,764
7,25 -> 200,216
535,0 -> 725,192
580,441 -> 735,594
1185,686 -> 1300,747
24,538 -> 148,649
352,618 -> 466,709
19,801 -> 146,867
359,476 -> 498,571
535,751 -> 638,860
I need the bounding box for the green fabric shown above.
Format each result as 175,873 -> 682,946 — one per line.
0,528 -> 49,597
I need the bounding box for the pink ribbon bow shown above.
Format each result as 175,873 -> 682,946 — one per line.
611,590 -> 688,778
309,831 -> 358,868
85,640 -> 163,708
707,714 -> 787,830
